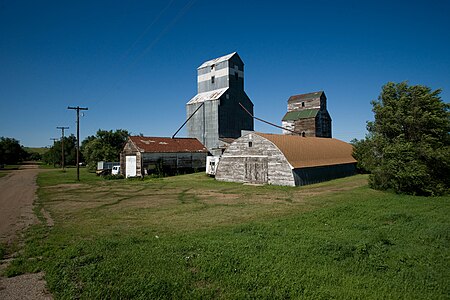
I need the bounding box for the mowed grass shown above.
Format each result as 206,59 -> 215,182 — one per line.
5,168 -> 450,299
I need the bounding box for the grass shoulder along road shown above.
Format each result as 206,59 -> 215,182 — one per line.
3,168 -> 449,299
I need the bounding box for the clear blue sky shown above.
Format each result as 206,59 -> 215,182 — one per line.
1,0 -> 449,147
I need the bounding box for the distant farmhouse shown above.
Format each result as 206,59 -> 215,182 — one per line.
215,132 -> 356,186
282,91 -> 332,137
186,52 -> 254,155
120,136 -> 208,178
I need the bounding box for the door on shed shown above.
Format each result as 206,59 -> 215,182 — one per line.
125,155 -> 136,178
244,157 -> 268,184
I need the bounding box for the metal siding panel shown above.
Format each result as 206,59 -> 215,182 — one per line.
218,91 -> 253,139
186,101 -> 219,151
293,163 -> 356,186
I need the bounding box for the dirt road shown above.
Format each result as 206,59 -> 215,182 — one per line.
0,165 -> 52,299
0,165 -> 40,243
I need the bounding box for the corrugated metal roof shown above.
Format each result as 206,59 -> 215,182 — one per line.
256,133 -> 356,168
288,91 -> 324,102
198,52 -> 237,69
187,87 -> 228,104
129,136 -> 208,153
282,109 -> 319,121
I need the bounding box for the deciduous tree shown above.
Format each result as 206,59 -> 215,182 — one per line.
0,137 -> 28,165
356,82 -> 449,195
81,129 -> 129,171
42,135 -> 77,167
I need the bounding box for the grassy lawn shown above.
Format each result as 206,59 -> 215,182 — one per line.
4,168 -> 449,299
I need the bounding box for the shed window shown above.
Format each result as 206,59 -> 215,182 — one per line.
248,141 -> 253,147
211,76 -> 215,84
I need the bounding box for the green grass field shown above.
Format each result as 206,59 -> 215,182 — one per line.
4,168 -> 449,299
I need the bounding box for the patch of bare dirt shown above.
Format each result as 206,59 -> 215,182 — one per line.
0,272 -> 52,300
0,167 -> 40,244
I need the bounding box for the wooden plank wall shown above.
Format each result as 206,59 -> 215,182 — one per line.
215,133 -> 295,186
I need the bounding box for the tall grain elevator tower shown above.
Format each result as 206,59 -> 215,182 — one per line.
186,52 -> 254,155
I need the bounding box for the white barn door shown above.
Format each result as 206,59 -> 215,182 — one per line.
126,156 -> 136,178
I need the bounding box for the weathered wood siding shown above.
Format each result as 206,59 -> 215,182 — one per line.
215,134 -> 295,186
282,118 -> 317,137
288,97 -> 320,111
284,92 -> 331,138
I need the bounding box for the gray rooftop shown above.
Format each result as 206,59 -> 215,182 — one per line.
187,87 -> 228,104
197,52 -> 237,69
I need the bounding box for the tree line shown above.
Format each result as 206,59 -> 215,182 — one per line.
1,129 -> 129,170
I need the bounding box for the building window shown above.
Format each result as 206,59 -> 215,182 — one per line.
302,132 -> 306,137
211,76 -> 215,84
302,102 -> 305,107
248,141 -> 253,147
211,64 -> 215,71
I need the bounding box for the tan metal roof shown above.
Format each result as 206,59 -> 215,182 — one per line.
256,133 -> 356,168
129,136 -> 208,153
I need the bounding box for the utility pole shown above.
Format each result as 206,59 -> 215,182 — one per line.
56,126 -> 69,170
68,106 -> 88,181
50,138 -> 59,168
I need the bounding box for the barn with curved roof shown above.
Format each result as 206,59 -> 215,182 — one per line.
215,132 -> 356,186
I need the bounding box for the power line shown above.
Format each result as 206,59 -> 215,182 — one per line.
120,0 -> 176,63
98,0 -> 198,102
126,0 -> 198,71
239,103 -> 301,135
